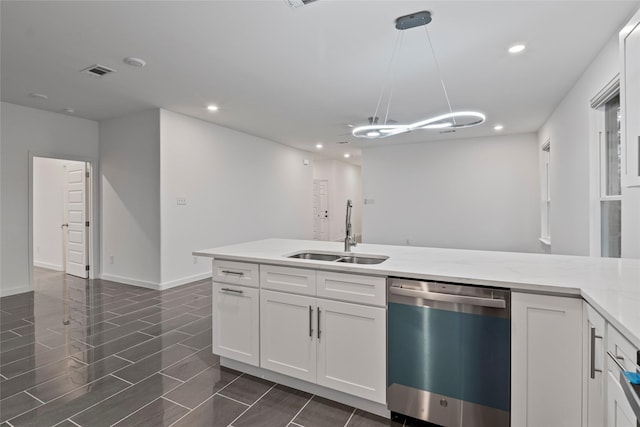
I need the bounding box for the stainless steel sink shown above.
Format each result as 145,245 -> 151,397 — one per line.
287,251 -> 388,265
335,256 -> 387,265
288,252 -> 342,261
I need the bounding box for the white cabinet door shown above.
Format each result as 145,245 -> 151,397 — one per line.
511,292 -> 583,427
260,290 -> 317,383
212,282 -> 260,366
607,369 -> 638,427
585,303 -> 606,427
316,298 -> 386,404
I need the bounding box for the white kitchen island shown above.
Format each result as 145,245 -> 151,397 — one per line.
194,238 -> 640,426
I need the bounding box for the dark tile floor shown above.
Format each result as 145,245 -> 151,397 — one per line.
0,268 -> 428,427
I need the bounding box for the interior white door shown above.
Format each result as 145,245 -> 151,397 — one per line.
64,162 -> 88,278
313,179 -> 329,241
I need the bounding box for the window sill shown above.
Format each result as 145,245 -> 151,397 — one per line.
539,237 -> 551,246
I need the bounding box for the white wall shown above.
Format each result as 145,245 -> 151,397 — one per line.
100,109 -> 161,287
33,157 -> 66,271
538,33 -> 631,256
313,159 -> 362,241
159,110 -> 313,287
0,102 -> 99,296
362,133 -> 540,253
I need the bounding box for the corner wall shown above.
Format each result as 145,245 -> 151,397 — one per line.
362,133 -> 540,253
100,109 -> 161,287
159,110 -> 313,287
0,102 -> 99,296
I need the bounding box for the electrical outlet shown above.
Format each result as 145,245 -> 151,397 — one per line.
110,255 -> 114,264
193,257 -> 198,264
176,197 -> 187,206
36,246 -> 40,254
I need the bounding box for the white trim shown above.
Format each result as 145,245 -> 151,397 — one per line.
100,273 -> 160,290
0,286 -> 32,297
99,272 -> 211,291
159,272 -> 211,289
28,151 -> 99,290
33,261 -> 64,271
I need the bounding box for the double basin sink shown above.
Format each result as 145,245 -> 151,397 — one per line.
288,251 -> 388,265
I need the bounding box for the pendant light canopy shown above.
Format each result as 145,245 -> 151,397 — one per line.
352,11 -> 486,139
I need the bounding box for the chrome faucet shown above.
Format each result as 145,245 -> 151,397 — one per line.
344,199 -> 356,252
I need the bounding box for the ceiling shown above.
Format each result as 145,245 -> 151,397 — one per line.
2,1 -> 639,165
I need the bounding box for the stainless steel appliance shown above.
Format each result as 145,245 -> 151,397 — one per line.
387,278 -> 511,427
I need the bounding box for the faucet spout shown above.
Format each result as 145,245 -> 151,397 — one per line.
344,199 -> 356,252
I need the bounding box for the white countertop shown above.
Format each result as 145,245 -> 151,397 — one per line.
194,238 -> 640,349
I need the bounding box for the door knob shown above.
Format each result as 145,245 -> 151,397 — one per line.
61,223 -> 69,229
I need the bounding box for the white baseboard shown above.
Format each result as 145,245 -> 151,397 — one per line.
100,272 -> 211,291
100,274 -> 161,290
33,261 -> 63,271
0,285 -> 32,297
159,272 -> 211,290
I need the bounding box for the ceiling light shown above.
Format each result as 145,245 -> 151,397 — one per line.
29,92 -> 48,100
316,143 -> 323,149
494,124 -> 504,131
353,10 -> 485,140
63,108 -> 75,114
207,105 -> 219,112
123,57 -> 146,68
508,44 -> 526,54
344,153 -> 351,158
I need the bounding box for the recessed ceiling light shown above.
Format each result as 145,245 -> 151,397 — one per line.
63,108 -> 75,114
207,105 -> 219,112
29,92 -> 48,100
315,143 -> 323,149
508,44 -> 526,54
123,57 -> 146,68
344,153 -> 351,158
494,124 -> 504,131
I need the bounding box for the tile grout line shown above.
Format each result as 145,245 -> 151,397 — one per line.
342,408 -> 357,427
108,396 -> 168,427
215,392 -> 251,407
35,340 -> 54,350
112,354 -> 133,363
290,422 -> 305,427
110,373 -> 134,385
226,383 -> 278,427
162,395 -> 194,411
67,418 -> 82,426
24,390 -> 46,404
286,394 -> 314,426
160,372 -> 185,384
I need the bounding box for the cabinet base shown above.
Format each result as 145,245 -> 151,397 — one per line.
221,357 -> 390,418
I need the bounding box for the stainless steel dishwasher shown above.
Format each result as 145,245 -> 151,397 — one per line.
387,278 -> 510,427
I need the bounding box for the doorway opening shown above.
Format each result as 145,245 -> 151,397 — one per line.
31,156 -> 94,282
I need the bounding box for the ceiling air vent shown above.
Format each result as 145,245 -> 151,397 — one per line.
285,0 -> 318,8
80,64 -> 116,78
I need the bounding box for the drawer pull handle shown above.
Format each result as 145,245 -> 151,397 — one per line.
309,306 -> 313,337
221,270 -> 244,276
317,307 -> 321,340
220,288 -> 244,295
608,351 -> 626,371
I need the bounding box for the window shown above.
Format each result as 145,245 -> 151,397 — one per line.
540,141 -> 551,245
599,95 -> 621,257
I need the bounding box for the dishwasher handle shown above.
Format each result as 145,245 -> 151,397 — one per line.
389,285 -> 506,309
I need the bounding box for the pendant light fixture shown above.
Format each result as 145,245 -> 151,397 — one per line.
352,11 -> 485,139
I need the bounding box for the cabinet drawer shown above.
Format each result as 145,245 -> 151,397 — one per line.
607,324 -> 639,372
212,259 -> 259,288
260,265 -> 316,296
316,271 -> 385,306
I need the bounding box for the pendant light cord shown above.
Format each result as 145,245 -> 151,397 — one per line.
424,26 -> 456,122
372,31 -> 403,125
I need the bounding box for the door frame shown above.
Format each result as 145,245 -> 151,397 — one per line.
28,151 -> 97,285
